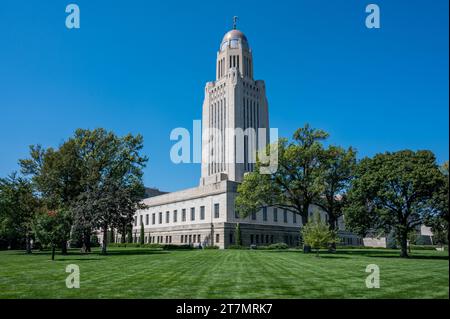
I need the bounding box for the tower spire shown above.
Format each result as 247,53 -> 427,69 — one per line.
233,16 -> 238,29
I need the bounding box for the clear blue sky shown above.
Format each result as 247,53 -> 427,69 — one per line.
0,0 -> 448,192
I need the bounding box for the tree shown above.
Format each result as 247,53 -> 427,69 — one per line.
127,225 -> 133,243
344,150 -> 445,257
0,173 -> 42,253
316,145 -> 356,231
139,221 -> 145,245
424,161 -> 449,246
20,140 -> 83,253
301,211 -> 338,256
236,124 -> 328,225
20,128 -> 148,254
234,223 -> 242,246
34,209 -> 72,260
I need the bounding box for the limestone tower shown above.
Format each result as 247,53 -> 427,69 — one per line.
200,19 -> 270,186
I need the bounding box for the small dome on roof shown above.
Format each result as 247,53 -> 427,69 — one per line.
220,29 -> 249,51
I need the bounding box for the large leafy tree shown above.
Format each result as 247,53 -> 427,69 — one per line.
20,128 -> 148,254
236,124 -> 328,225
34,209 -> 72,260
70,129 -> 147,254
315,145 -> 356,231
20,140 -> 83,253
0,173 -> 42,253
344,150 -> 445,257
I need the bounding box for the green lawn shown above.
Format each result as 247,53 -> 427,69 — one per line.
0,247 -> 448,298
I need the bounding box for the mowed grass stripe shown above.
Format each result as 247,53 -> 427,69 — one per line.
0,248 -> 448,298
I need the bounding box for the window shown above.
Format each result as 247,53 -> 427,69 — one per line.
152,213 -> 155,225
256,235 -> 259,244
139,215 -> 143,225
181,235 -> 184,243
145,214 -> 149,225
271,235 -> 274,243
159,212 -> 162,224
283,209 -> 288,223
191,207 -> 195,221
263,207 -> 267,221
166,211 -> 170,223
173,210 -> 177,223
134,216 -> 137,227
273,208 -> 278,222
293,212 -> 297,223
235,211 -> 239,218
251,212 -> 256,220
214,203 -> 220,218
200,206 -> 205,220
198,234 -> 201,243
229,233 -> 233,244
216,233 -> 220,243
250,234 -> 254,244
189,235 -> 192,243
266,235 -> 269,244
182,209 -> 186,222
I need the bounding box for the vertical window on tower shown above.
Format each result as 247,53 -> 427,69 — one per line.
200,206 -> 205,220
191,207 -> 195,221
214,203 -> 220,218
229,56 -> 232,68
233,55 -> 236,67
237,55 -> 240,70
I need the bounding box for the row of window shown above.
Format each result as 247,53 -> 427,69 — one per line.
250,208 -> 298,223
133,234 -> 221,245
135,204 -> 221,226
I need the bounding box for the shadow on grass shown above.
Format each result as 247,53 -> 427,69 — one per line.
334,249 -> 449,260
101,249 -> 170,256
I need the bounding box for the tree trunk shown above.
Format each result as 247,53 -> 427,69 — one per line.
400,231 -> 409,258
61,241 -> 68,255
121,224 -> 126,243
328,215 -> 337,252
101,224 -> 108,254
25,233 -> 32,254
51,246 -> 56,260
302,204 -> 311,253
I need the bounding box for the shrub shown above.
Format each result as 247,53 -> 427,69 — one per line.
162,244 -> 193,250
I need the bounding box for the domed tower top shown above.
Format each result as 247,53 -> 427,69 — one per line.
220,29 -> 249,51
215,17 -> 253,80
